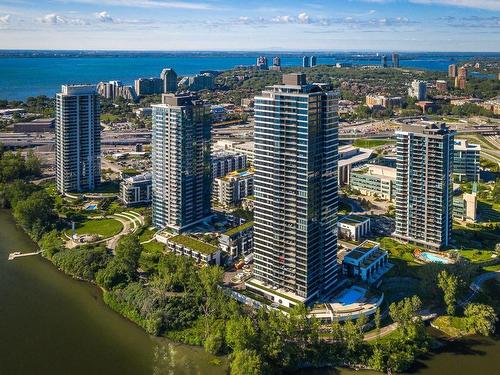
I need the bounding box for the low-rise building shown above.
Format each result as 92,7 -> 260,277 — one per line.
342,240 -> 390,283
160,234 -> 221,265
365,94 -> 401,109
120,172 -> 152,206
219,221 -> 253,258
338,215 -> 371,241
13,118 -> 55,132
212,152 -> 247,179
436,80 -> 448,92
453,139 -> 480,182
453,192 -> 477,223
214,169 -> 254,207
338,145 -> 374,185
350,164 -> 396,201
211,105 -> 228,123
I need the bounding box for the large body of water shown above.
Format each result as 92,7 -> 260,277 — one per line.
1,209 -> 499,374
0,51 -> 498,100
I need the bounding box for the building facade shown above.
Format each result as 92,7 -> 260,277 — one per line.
151,93 -> 211,232
120,172 -> 152,206
160,68 -> 178,93
219,221 -> 254,258
342,240 -> 389,284
453,139 -> 480,182
392,53 -> 400,68
213,170 -> 254,207
408,80 -> 427,100
350,164 -> 396,201
394,122 -> 455,250
249,73 -> 339,306
212,152 -> 247,179
338,215 -> 371,241
134,78 -> 163,96
56,85 -> 101,193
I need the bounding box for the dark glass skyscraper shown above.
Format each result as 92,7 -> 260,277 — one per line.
248,73 -> 339,307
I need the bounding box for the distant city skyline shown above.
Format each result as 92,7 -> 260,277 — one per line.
0,1 -> 499,51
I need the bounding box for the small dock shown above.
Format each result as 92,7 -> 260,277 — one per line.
8,251 -> 42,260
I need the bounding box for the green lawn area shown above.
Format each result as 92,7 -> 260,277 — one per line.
142,240 -> 164,253
352,139 -> 395,149
339,200 -> 352,215
432,316 -> 470,338
68,218 -> 123,238
478,201 -> 500,223
225,221 -> 253,237
138,228 -> 156,243
459,249 -> 495,263
483,263 -> 500,272
101,113 -> 119,123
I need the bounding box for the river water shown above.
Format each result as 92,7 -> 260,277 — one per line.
0,209 -> 498,374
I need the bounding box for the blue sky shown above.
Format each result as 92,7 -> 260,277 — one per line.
0,0 -> 499,51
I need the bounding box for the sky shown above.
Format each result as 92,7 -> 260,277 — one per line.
0,0 -> 499,51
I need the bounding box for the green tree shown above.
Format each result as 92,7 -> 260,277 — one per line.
12,190 -> 55,240
39,230 -> 63,259
115,234 -> 143,269
230,349 -> 263,375
96,258 -> 135,289
437,270 -> 461,316
204,328 -> 224,355
464,303 -> 498,336
226,316 -> 257,352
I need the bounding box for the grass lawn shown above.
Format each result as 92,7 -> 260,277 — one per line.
101,113 -> 119,123
93,181 -> 120,194
142,240 -> 165,253
138,228 -> 156,243
459,249 -> 495,263
432,316 -> 470,338
339,200 -> 352,215
69,218 -> 123,238
352,139 -> 395,149
483,263 -> 500,272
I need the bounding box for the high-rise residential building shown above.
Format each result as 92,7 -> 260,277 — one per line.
160,68 -> 178,93
453,139 -> 481,182
181,73 -> 215,91
134,77 -> 163,96
392,53 -> 400,68
381,55 -> 388,68
458,66 -> 468,79
408,80 -> 427,100
256,56 -> 268,70
448,64 -> 457,78
310,55 -> 317,67
97,80 -> 137,101
272,56 -> 281,67
455,66 -> 468,89
436,80 -> 448,92
302,56 -> 310,68
394,122 -> 455,250
151,93 -> 211,232
55,85 -> 101,193
247,73 -> 339,307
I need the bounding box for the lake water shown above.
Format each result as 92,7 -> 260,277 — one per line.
1,208 -> 498,375
0,51 -> 498,100
0,209 -> 227,375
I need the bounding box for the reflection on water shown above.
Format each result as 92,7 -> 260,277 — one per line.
152,338 -> 227,375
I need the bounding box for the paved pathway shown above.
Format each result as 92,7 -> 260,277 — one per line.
460,270 -> 500,306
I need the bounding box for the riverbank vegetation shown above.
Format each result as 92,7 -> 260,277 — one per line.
2,149 -> 498,374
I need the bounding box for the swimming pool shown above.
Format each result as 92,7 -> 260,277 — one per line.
86,205 -> 97,210
421,252 -> 451,264
336,287 -> 366,305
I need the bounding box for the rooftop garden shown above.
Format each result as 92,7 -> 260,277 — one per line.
169,235 -> 218,255
224,221 -> 254,237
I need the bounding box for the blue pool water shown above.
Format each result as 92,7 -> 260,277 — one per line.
421,252 -> 450,264
86,205 -> 97,210
337,288 -> 365,305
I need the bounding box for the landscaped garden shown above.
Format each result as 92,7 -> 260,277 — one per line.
67,218 -> 123,238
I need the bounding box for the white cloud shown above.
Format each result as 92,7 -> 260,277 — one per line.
96,11 -> 113,23
410,0 -> 500,10
298,13 -> 311,24
0,14 -> 10,24
36,13 -> 88,25
57,0 -> 211,10
272,15 -> 294,23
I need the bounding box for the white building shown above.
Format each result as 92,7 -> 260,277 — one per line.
338,145 -> 374,185
338,215 -> 371,241
408,80 -> 427,101
55,85 -> 100,193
